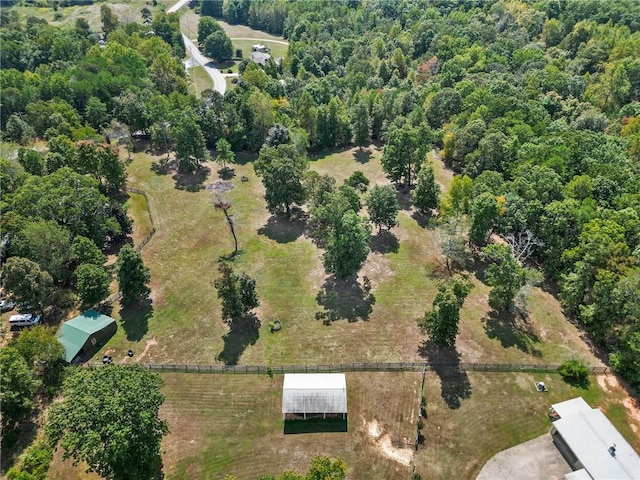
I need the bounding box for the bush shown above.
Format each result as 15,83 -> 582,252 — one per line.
558,359 -> 589,386
417,418 -> 424,430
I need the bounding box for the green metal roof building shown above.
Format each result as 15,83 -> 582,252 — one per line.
58,310 -> 117,363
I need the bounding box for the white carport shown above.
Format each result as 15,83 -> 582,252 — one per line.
282,373 -> 347,420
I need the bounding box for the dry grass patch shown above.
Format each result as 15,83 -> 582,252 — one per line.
160,372 -> 419,479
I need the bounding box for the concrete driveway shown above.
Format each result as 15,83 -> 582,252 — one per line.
476,434 -> 572,480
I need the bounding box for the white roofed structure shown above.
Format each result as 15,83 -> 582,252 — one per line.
282,373 -> 347,419
550,397 -> 640,480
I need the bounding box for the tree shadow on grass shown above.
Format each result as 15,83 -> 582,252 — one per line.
119,298 -> 153,342
353,148 -> 371,164
411,210 -> 437,229
483,309 -> 543,357
218,167 -> 235,180
172,165 -> 211,192
257,212 -> 306,244
395,188 -> 413,211
151,158 -> 173,176
284,416 -> 348,434
418,340 -> 472,409
370,229 -> 400,254
315,275 -> 375,323
216,314 -> 260,365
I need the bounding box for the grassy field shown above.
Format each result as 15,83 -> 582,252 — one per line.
96,145 -> 603,369
186,65 -> 214,97
12,1 -> 173,31
47,371 -> 640,480
231,39 -> 289,60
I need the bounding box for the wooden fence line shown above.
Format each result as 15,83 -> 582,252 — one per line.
103,187 -> 156,306
116,362 -> 610,375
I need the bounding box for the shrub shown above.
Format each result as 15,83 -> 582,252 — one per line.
558,359 -> 589,386
417,418 -> 424,430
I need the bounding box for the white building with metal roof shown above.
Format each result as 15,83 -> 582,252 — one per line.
282,373 -> 347,419
550,397 -> 640,480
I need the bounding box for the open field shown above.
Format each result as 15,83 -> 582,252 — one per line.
231,39 -> 289,60
12,1 -> 173,31
96,145 -> 603,370
186,65 -> 214,97
47,371 -> 640,480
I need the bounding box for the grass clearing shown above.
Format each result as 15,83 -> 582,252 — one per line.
12,1 -> 172,31
123,191 -> 153,246
96,145 -> 602,369
231,39 -> 289,60
46,371 -> 640,480
217,20 -> 288,42
417,371 -> 640,479
186,65 -> 214,97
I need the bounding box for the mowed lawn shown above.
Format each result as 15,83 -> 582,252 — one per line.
46,371 -> 640,480
99,145 -> 602,369
417,371 -> 640,479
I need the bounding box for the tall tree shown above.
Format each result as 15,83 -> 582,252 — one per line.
481,244 -> 537,313
215,138 -> 235,170
197,16 -> 222,45
349,98 -> 370,150
323,211 -> 371,279
440,214 -> 469,273
214,262 -> 259,324
366,184 -> 399,232
0,348 -> 41,427
100,4 -> 119,35
11,220 -> 72,284
255,144 -> 308,216
1,258 -> 53,312
116,245 -> 151,305
75,264 -> 111,306
46,365 -> 169,480
203,31 -> 233,62
412,163 -> 440,214
10,326 -> 65,390
201,0 -> 224,17
381,118 -> 429,186
170,109 -> 208,173
470,192 -> 501,246
418,275 -> 472,347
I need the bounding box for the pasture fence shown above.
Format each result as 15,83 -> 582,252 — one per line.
102,187 -> 156,306
110,362 -> 610,375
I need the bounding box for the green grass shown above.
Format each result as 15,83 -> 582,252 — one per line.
417,371 -> 640,479
231,39 -> 289,60
46,371 -> 640,480
96,145 -> 603,369
123,191 -> 153,245
12,1 -> 173,31
187,66 -> 214,97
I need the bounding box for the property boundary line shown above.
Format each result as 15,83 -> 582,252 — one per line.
101,362 -> 610,375
103,186 -> 156,305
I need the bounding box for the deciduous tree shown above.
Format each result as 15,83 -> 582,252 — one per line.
170,109 -> 208,173
418,275 -> 472,347
323,211 -> 371,279
412,163 -> 440,214
255,145 -> 308,216
214,262 -> 259,324
1,257 -> 53,312
0,348 -> 40,427
75,264 -> 110,306
116,245 -> 151,305
46,365 -> 169,480
366,184 -> 399,231
215,138 -> 235,170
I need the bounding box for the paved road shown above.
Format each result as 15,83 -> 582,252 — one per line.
167,0 -> 188,14
182,34 -> 226,94
168,0 -> 226,94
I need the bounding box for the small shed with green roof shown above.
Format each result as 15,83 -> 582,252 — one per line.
58,310 -> 117,364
